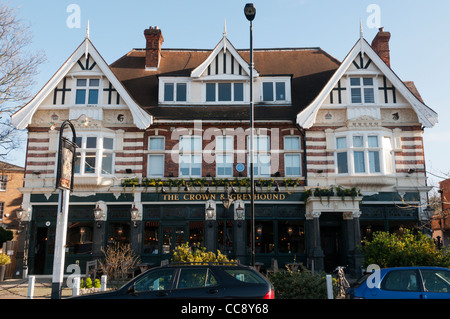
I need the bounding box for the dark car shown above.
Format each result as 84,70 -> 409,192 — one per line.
346,266 -> 450,299
71,262 -> 274,299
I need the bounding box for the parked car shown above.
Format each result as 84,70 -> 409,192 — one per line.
71,262 -> 275,299
346,266 -> 450,299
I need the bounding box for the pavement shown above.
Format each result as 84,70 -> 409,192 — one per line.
0,278 -> 73,299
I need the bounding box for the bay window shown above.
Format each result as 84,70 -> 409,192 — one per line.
74,135 -> 115,175
334,132 -> 394,175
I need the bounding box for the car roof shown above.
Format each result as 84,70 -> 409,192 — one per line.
164,262 -> 247,267
382,266 -> 450,270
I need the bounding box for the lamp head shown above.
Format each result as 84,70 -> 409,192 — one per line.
244,3 -> 256,21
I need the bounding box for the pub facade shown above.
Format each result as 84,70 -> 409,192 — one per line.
11,24 -> 437,277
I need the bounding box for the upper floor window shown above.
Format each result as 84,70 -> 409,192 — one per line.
179,136 -> 202,177
350,77 -> 375,104
248,135 -> 270,177
74,135 -> 114,175
335,132 -> 394,175
164,83 -> 187,102
76,78 -> 100,105
284,136 -> 301,176
262,81 -> 286,102
148,136 -> 165,177
0,175 -> 7,191
206,83 -> 244,102
216,136 -> 234,177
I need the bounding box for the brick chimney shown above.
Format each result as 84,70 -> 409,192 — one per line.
144,26 -> 164,70
371,27 -> 391,67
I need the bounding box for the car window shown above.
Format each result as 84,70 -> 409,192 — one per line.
134,269 -> 174,292
381,270 -> 420,292
421,269 -> 450,293
224,269 -> 267,284
176,268 -> 218,289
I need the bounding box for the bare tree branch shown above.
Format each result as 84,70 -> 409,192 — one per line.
0,3 -> 46,161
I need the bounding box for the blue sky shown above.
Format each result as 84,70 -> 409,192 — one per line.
7,0 -> 450,190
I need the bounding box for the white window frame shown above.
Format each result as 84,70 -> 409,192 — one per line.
147,136 -> 165,177
0,175 -> 7,191
179,135 -> 202,177
159,77 -> 190,104
74,78 -> 102,105
216,136 -> 234,177
334,131 -> 395,176
284,136 -> 302,177
261,77 -> 291,103
204,82 -> 245,103
74,133 -> 115,176
247,135 -> 271,177
349,77 -> 376,104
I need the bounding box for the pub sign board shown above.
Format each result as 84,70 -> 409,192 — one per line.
56,136 -> 76,191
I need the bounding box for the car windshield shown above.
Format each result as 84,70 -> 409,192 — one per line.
224,269 -> 267,284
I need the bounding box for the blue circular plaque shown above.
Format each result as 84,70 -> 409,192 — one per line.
236,163 -> 245,172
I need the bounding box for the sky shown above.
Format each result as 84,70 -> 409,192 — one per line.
5,0 -> 450,192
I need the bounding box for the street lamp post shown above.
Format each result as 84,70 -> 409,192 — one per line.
51,120 -> 77,299
244,3 -> 256,267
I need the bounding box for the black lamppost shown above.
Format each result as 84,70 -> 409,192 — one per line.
51,120 -> 77,299
244,3 -> 256,267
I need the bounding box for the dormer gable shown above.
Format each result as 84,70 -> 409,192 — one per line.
191,32 -> 259,80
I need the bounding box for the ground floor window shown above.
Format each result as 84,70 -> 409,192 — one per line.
66,222 -> 93,254
278,221 -> 305,254
108,222 -> 130,245
218,220 -> 233,254
143,221 -> 159,254
189,221 -> 204,249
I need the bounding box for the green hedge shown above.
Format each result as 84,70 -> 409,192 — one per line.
268,266 -> 337,299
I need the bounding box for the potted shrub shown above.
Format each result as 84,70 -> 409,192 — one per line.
0,253 -> 11,282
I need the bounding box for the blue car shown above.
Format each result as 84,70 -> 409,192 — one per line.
346,267 -> 450,299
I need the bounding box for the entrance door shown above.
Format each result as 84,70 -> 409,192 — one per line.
33,227 -> 47,274
161,223 -> 188,256
321,226 -> 341,273
33,226 -> 56,274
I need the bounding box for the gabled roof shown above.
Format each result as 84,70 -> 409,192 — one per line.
190,34 -> 258,79
296,37 -> 438,129
11,38 -> 153,130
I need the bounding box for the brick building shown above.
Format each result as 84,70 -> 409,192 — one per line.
11,24 -> 437,277
0,161 -> 24,235
433,179 -> 450,248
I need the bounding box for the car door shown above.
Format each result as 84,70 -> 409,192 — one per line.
372,269 -> 424,299
419,268 -> 450,299
126,268 -> 176,299
169,267 -> 224,299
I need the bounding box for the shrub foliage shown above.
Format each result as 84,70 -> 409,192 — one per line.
268,266 -> 337,299
361,229 -> 450,268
